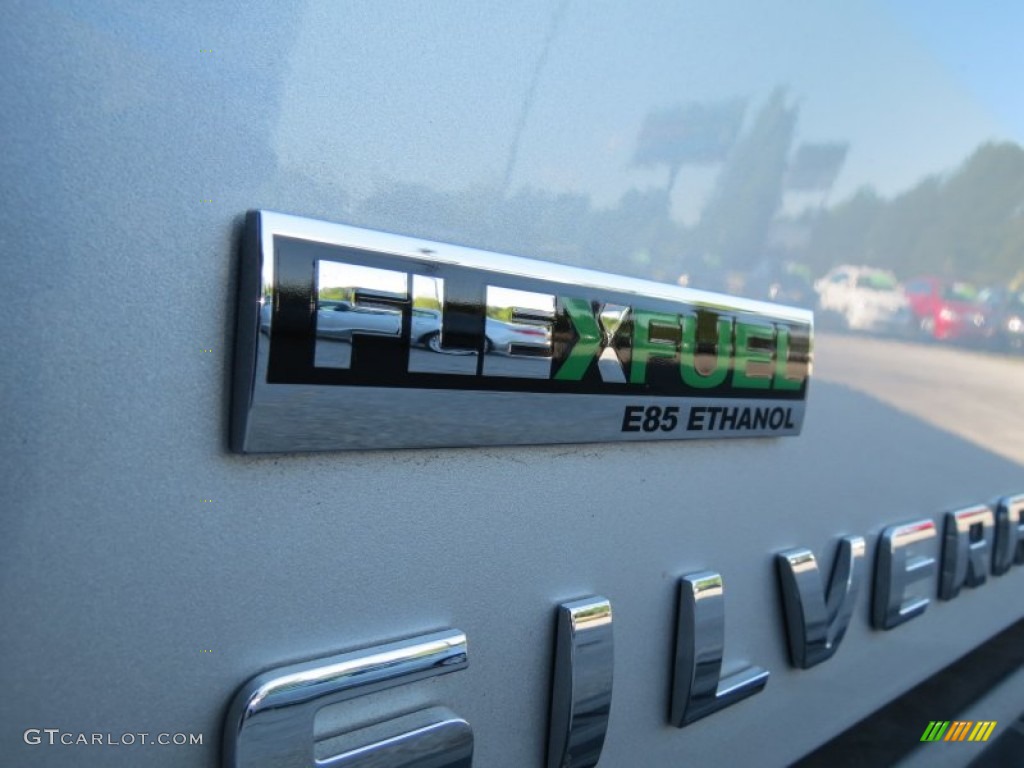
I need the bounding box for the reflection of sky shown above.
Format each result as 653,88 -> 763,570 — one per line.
318,261 -> 406,297
487,286 -> 556,315
274,0 -> 1022,223
882,1 -> 1024,141
47,1 -> 1022,222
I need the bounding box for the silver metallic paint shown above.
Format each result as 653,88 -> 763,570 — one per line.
3,3 -> 1024,767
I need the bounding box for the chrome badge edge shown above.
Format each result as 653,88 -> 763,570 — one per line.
231,210 -> 813,453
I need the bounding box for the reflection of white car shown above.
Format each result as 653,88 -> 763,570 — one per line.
814,266 -> 910,332
316,300 -> 401,339
412,308 -> 549,355
410,308 -> 448,351
485,317 -> 550,355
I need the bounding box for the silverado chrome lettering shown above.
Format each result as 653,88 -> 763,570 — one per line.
224,495 -> 1024,763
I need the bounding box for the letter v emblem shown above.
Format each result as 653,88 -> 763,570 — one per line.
776,536 -> 865,669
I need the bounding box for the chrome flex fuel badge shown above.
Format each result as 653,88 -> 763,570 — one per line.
231,211 -> 812,452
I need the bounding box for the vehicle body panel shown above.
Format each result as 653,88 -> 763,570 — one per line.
2,2 -> 1023,767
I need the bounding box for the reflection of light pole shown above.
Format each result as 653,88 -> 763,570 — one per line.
500,0 -> 570,198
666,161 -> 683,199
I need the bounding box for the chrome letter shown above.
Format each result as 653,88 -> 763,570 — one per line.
482,286 -> 555,379
776,536 -> 865,669
314,260 -> 407,370
407,274 -> 478,375
670,572 -> 769,727
993,494 -> 1024,575
547,597 -> 613,768
224,630 -> 471,768
939,504 -> 995,600
872,519 -> 938,629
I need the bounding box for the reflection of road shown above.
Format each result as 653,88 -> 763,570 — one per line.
815,332 -> 1024,465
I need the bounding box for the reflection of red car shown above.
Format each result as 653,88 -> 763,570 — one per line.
904,276 -> 989,341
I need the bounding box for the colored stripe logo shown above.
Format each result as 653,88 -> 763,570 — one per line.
920,721 -> 997,742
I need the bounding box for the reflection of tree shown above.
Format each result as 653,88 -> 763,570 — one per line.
808,142 -> 1024,284
786,142 -> 849,193
343,87 -> 827,287
355,181 -> 686,283
633,100 -> 746,194
691,88 -> 798,272
802,188 -> 884,277
318,286 -> 351,300
344,89 -> 1020,291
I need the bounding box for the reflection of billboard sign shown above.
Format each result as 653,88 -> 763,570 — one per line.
232,211 -> 813,452
633,101 -> 746,167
